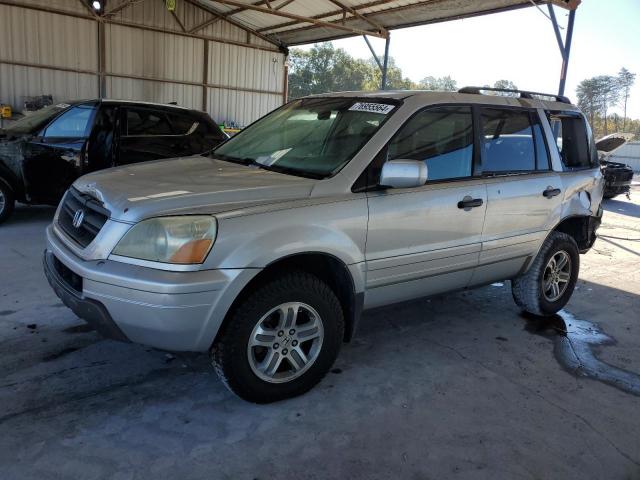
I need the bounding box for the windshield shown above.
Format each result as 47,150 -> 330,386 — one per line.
212,98 -> 397,178
2,104 -> 69,135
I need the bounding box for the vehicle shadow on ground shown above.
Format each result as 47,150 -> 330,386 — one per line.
0,277 -> 637,427
4,204 -> 56,226
602,198 -> 640,218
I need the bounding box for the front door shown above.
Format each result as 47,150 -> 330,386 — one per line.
22,103 -> 97,203
364,105 -> 487,309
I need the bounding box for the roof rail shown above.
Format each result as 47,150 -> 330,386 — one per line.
458,86 -> 571,104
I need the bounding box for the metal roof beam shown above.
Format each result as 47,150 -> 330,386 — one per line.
185,0 -> 285,48
188,15 -> 222,33
208,0 -> 388,38
170,9 -> 187,32
257,0 -> 395,33
105,0 -> 142,16
327,0 -> 387,35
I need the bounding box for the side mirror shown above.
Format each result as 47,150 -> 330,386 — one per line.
379,160 -> 428,189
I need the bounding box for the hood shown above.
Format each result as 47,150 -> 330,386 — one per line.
73,155 -> 317,222
596,133 -> 633,159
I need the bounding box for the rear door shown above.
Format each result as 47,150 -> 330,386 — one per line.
364,105 -> 487,309
23,103 -> 97,203
471,107 -> 562,286
117,107 -> 183,165
166,111 -> 226,155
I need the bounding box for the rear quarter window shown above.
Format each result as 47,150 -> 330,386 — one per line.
547,112 -> 594,169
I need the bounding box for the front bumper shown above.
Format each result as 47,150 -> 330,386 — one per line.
44,225 -> 257,351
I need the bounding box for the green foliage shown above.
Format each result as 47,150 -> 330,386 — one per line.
287,44 -> 371,99
287,43 -> 421,99
418,75 -> 457,91
287,45 -> 638,139
577,69 -> 636,136
493,79 -> 518,90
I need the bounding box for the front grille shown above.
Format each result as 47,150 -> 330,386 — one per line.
58,188 -> 110,248
52,255 -> 83,293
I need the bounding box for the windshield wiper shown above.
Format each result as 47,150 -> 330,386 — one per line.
257,163 -> 326,180
213,153 -> 325,179
212,153 -> 255,166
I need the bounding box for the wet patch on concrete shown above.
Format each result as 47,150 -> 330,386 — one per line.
0,310 -> 17,316
524,310 -> 640,396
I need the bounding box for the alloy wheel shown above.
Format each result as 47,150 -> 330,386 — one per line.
542,250 -> 572,302
247,302 -> 324,384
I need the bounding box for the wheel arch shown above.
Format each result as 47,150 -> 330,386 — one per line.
214,252 -> 364,347
0,161 -> 22,199
551,214 -> 599,253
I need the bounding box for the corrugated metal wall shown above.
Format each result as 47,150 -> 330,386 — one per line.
0,0 -> 286,127
610,142 -> 640,172
0,2 -> 99,106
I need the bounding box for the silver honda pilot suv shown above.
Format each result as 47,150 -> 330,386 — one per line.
44,88 -> 604,403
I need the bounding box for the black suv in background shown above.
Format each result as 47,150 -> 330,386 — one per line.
0,100 -> 227,223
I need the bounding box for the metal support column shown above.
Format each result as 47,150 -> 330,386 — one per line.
381,35 -> 390,90
362,34 -> 391,90
548,4 -> 576,97
97,20 -> 106,98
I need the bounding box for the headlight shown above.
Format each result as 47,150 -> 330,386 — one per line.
112,216 -> 217,264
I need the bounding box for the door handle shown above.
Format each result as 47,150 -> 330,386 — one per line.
543,187 -> 561,198
457,197 -> 484,209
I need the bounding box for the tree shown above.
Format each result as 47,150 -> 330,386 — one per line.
287,43 -> 416,99
362,57 -> 415,91
493,79 -> 518,91
617,67 -> 636,132
576,75 -> 620,135
287,44 -> 371,99
595,75 -> 620,135
485,80 -> 519,96
418,75 -> 457,91
576,77 -> 601,127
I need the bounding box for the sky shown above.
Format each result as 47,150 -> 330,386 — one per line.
298,0 -> 640,118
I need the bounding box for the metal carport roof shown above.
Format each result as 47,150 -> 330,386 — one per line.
192,0 -> 580,46
183,0 -> 580,95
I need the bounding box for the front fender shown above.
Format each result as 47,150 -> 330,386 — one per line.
205,197 -> 368,278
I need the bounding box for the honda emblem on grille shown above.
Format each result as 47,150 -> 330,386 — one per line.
72,209 -> 85,229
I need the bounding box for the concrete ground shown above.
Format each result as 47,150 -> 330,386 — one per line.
1,184 -> 639,480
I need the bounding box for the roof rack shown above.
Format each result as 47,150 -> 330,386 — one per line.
458,86 -> 571,104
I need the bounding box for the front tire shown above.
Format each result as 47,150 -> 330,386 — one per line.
211,272 -> 344,403
512,231 -> 579,316
0,179 -> 15,224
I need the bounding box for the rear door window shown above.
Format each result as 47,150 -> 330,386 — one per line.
480,108 -> 536,173
125,108 -> 173,136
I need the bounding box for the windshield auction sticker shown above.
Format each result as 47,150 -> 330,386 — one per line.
348,102 -> 395,114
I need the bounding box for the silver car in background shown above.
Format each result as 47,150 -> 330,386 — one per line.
44,88 -> 604,403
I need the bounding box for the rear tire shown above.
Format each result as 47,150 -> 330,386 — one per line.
512,231 -> 579,316
211,271 -> 344,403
0,179 -> 15,224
